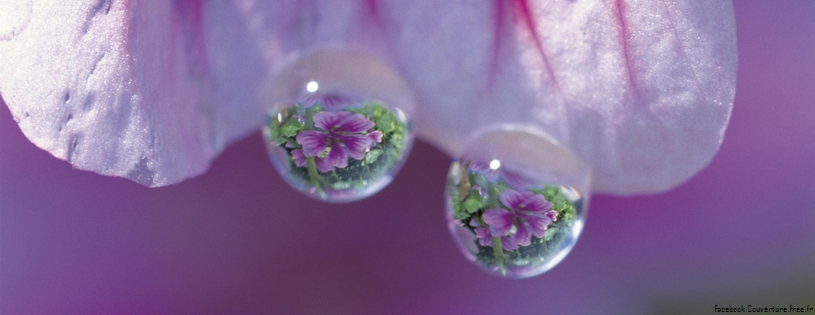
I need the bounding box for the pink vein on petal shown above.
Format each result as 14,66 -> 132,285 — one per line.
611,0 -> 641,99
359,0 -> 400,67
486,0 -> 506,92
510,0 -> 560,90
172,0 -> 209,76
365,0 -> 386,32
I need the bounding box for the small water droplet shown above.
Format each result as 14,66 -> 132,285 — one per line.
264,90 -> 413,203
445,129 -> 591,278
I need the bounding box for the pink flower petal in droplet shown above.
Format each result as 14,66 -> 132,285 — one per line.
295,131 -> 330,157
474,227 -> 494,247
291,149 -> 307,168
501,237 -> 519,252
368,130 -> 383,143
336,133 -> 373,161
482,208 -> 514,237
499,189 -> 528,211
545,210 -> 558,223
524,214 -> 553,239
508,224 -> 532,249
327,142 -> 350,169
301,93 -> 355,112
313,111 -> 375,134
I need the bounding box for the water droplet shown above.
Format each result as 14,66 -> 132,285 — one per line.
262,51 -> 416,202
264,82 -> 414,203
445,129 -> 591,278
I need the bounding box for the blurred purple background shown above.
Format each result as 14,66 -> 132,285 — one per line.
2,2 -> 814,314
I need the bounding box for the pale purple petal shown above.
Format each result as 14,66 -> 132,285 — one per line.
482,209 -> 514,237
312,111 -> 375,134
291,149 -> 307,168
500,235 -> 520,251
295,130 -> 329,157
474,228 -> 493,247
313,111 -> 351,131
332,112 -> 375,134
468,161 -> 491,173
499,189 -> 551,214
314,156 -> 335,173
468,161 -> 499,181
0,0 -> 736,193
0,0 -> 292,186
299,94 -> 320,108
502,170 -> 537,190
545,210 -> 558,222
299,93 -> 356,111
319,94 -> 352,112
383,0 -> 737,195
336,134 -> 373,161
524,215 -> 553,239
322,143 -> 349,171
509,224 -> 532,248
498,189 -> 528,211
519,194 -> 553,215
469,218 -> 479,227
367,130 -> 383,143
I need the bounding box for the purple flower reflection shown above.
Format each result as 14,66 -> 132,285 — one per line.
290,148 -> 308,167
300,93 -> 354,112
295,111 -> 381,172
468,161 -> 500,181
474,189 -> 558,251
468,160 -> 536,190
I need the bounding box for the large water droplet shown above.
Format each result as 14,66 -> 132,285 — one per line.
445,128 -> 591,278
263,51 -> 415,203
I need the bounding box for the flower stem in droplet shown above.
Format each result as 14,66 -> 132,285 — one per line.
492,236 -> 506,258
492,236 -> 508,273
306,157 -> 320,186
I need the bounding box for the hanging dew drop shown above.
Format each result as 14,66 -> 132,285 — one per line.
264,89 -> 413,202
444,129 -> 591,278
262,51 -> 417,203
446,158 -> 587,278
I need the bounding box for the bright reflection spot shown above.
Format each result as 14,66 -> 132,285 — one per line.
306,81 -> 319,93
489,159 -> 500,170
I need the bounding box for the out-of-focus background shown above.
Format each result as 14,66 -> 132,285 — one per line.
1,2 -> 813,314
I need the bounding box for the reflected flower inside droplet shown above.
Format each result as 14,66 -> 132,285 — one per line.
446,158 -> 586,278
264,89 -> 412,202
294,111 -> 382,172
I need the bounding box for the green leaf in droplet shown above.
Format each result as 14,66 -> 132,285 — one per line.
280,118 -> 304,138
544,228 -> 558,241
364,149 -> 383,165
377,114 -> 395,134
463,194 -> 485,214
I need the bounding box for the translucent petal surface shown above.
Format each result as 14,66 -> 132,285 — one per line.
380,0 -> 737,195
0,0 -> 737,195
0,0 -> 285,186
